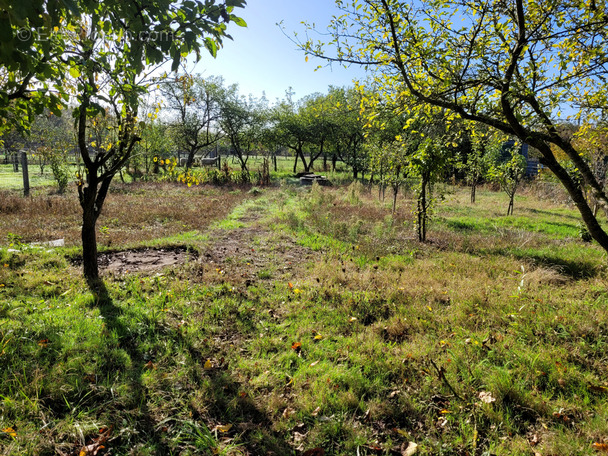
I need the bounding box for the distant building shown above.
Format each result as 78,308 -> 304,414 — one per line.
501,140 -> 540,177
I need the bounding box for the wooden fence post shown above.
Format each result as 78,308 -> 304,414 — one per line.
21,151 -> 30,197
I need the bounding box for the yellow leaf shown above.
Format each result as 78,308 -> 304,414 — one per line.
305,55 -> 309,62
204,359 -> 213,369
2,427 -> 16,438
314,334 -> 323,340
213,424 -> 232,432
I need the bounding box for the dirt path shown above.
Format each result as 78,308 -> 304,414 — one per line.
98,194 -> 317,284
197,199 -> 316,286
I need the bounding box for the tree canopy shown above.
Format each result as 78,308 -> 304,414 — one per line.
301,0 -> 608,251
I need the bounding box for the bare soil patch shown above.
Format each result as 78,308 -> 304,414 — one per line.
97,246 -> 196,274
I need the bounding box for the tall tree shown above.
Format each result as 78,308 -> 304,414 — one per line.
162,74 -> 225,169
301,0 -> 608,251
218,87 -> 265,174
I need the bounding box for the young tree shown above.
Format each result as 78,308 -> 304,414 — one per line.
301,0 -> 608,252
488,144 -> 527,216
52,2 -> 245,282
458,125 -> 499,204
408,136 -> 451,241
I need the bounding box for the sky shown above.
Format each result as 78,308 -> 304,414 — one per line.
186,0 -> 367,103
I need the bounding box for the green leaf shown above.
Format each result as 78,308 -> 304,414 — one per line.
231,16 -> 247,27
204,37 -> 217,57
69,66 -> 80,78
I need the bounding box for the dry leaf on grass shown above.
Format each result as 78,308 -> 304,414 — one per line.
593,442 -> 608,452
402,441 -> 418,456
479,391 -> 496,403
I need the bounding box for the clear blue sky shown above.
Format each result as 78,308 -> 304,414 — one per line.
188,0 -> 367,102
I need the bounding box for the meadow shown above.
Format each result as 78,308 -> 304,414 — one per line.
0,177 -> 607,456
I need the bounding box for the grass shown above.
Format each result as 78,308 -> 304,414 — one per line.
0,180 -> 607,455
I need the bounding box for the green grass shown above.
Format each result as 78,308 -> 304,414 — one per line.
0,164 -> 59,190
1,182 -> 607,455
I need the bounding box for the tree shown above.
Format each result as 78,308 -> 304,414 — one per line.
273,97 -> 315,173
572,124 -> 608,216
458,125 -> 499,204
302,0 -> 608,252
488,142 -> 527,215
219,86 -> 265,174
162,74 -> 225,169
0,1 -> 246,282
128,102 -> 173,179
328,87 -> 367,179
30,112 -> 74,193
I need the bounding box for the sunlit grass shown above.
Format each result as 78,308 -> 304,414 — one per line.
0,182 -> 607,455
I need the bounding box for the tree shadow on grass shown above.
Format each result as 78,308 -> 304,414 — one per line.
86,277 -> 173,454
87,277 -> 293,455
480,248 -> 601,279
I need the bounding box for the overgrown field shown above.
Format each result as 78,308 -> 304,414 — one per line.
1,181 -> 607,455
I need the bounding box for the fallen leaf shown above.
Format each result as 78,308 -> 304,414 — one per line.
309,360 -> 320,367
311,406 -> 321,416
291,342 -> 302,353
402,441 -> 418,456
313,334 -> 323,341
144,361 -> 155,370
282,407 -> 296,419
212,424 -> 232,433
479,391 -> 496,403
2,427 -> 16,438
79,427 -> 111,456
589,384 -> 608,393
394,428 -> 409,438
204,359 -> 213,369
593,443 -> 608,452
293,431 -> 307,443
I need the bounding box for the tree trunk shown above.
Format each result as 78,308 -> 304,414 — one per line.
470,179 -> 476,203
392,183 -> 398,214
293,153 -> 298,173
536,142 -> 608,251
80,183 -> 100,282
186,149 -> 196,170
507,194 -> 514,215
